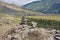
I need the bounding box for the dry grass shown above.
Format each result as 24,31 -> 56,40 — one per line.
27,15 -> 60,21
0,14 -> 21,23
0,14 -> 21,36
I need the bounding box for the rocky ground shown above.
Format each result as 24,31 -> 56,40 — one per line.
0,23 -> 59,40
0,16 -> 60,40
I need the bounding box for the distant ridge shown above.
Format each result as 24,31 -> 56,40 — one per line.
45,3 -> 60,14
23,0 -> 60,14
23,1 -> 41,7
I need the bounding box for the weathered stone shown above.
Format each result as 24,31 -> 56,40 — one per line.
20,16 -> 27,25
31,21 -> 37,28
7,35 -> 12,40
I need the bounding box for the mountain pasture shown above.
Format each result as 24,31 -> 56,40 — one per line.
27,15 -> 60,30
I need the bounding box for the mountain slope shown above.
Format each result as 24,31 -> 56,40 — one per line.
0,1 -> 43,16
45,3 -> 60,14
23,0 -> 60,14
0,1 -> 19,13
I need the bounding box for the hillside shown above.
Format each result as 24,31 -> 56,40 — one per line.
27,15 -> 60,30
0,14 -> 21,36
23,0 -> 60,14
0,1 -> 43,16
45,3 -> 60,14
0,14 -> 60,40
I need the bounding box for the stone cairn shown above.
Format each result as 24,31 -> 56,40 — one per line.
1,16 -> 38,40
20,16 -> 28,28
1,16 -> 60,40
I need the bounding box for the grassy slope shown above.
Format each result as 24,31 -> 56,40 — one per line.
0,1 -> 43,16
27,15 -> 60,21
0,14 -> 21,36
27,15 -> 60,30
0,14 -> 60,36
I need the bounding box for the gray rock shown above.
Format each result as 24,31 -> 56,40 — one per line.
31,21 -> 37,28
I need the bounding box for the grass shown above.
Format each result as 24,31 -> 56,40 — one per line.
0,14 -> 60,36
27,15 -> 60,21
27,15 -> 60,30
0,1 -> 40,15
0,14 -> 21,23
0,14 -> 21,36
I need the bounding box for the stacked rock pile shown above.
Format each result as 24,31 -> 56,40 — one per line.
1,16 -> 60,40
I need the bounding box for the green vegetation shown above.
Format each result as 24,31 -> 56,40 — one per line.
27,16 -> 60,30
